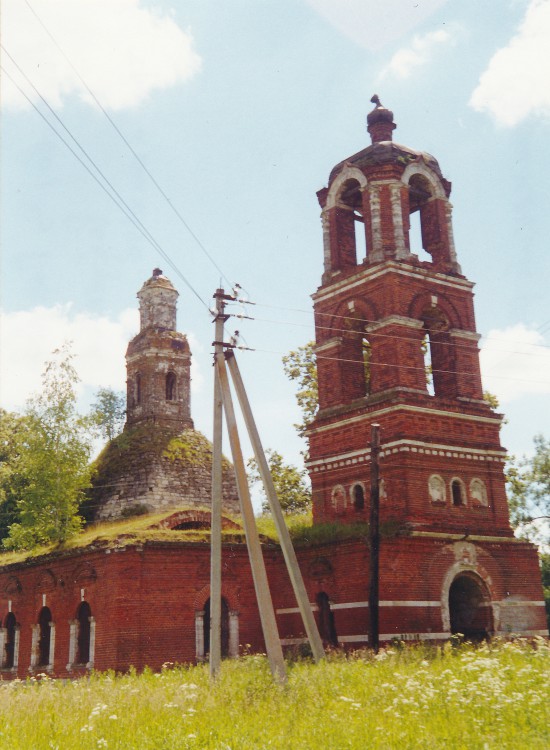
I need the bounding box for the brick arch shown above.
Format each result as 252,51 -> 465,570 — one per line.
407,291 -> 463,330
193,584 -> 240,612
330,297 -> 379,336
401,161 -> 446,200
326,164 -> 368,209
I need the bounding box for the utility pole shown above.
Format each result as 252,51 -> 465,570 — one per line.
225,351 -> 324,663
209,289 -> 226,679
369,423 -> 381,653
216,352 -> 287,682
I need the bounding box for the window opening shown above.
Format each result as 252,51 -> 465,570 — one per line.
38,607 -> 52,666
166,372 -> 176,401
316,592 -> 338,646
76,602 -> 92,665
409,210 -> 431,262
362,337 -> 371,395
354,212 -> 367,262
451,479 -> 465,507
352,484 -> 365,511
4,612 -> 16,669
203,597 -> 229,658
422,333 -> 434,396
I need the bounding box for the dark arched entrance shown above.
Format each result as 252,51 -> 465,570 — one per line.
449,574 -> 493,641
203,597 -> 229,658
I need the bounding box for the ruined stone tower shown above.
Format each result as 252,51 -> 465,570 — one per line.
126,268 -> 193,432
88,270 -> 239,520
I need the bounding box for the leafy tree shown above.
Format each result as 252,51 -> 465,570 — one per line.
247,450 -> 311,515
282,342 -> 318,439
90,387 -> 126,442
0,409 -> 30,540
506,434 -> 550,546
3,345 -> 94,550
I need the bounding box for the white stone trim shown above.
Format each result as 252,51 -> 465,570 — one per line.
382,632 -> 449,641
277,600 -> 441,615
325,165 -> 369,210
449,329 -> 481,342
48,623 -> 55,672
321,210 -> 331,275
498,629 -> 549,637
195,611 -> 205,661
307,439 -> 506,472
338,634 -> 369,643
368,184 -> 383,260
312,261 -> 474,303
88,617 -> 96,669
401,161 -> 446,200
390,181 -> 407,259
363,315 -> 424,333
307,404 -> 503,437
498,600 -> 546,608
29,624 -> 39,670
229,610 -> 239,659
13,627 -> 20,670
280,637 -> 308,646
0,629 -> 6,668
67,619 -> 77,671
314,338 -> 342,353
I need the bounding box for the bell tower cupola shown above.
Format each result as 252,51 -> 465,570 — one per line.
125,269 -> 193,432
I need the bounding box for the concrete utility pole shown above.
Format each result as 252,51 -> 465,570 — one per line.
209,289 -> 226,678
216,353 -> 287,683
369,423 -> 381,653
225,351 -> 325,663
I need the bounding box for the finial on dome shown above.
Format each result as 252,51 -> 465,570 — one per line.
367,94 -> 396,144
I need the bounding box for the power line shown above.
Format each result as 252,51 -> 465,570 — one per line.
22,0 -> 233,290
1,52 -> 210,313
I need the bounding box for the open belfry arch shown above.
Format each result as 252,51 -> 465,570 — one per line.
307,96 -> 548,642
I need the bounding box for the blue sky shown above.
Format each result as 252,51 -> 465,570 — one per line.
2,0 -> 550,474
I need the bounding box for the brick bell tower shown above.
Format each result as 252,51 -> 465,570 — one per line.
307,97 -> 513,538
126,268 -> 193,432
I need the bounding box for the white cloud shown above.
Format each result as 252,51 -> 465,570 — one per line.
0,304 -> 204,414
378,28 -> 451,80
306,0 -> 448,51
469,0 -> 550,126
480,323 -> 550,404
1,0 -> 202,112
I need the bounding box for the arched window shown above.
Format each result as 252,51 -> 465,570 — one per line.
203,597 -> 229,658
166,372 -> 176,401
316,592 -> 338,647
351,483 -> 365,511
4,612 -> 16,669
340,310 -> 371,401
331,485 -> 346,514
421,306 -> 456,398
470,478 -> 488,507
135,373 -> 142,405
76,602 -> 92,665
331,178 -> 368,270
428,475 -> 446,504
451,478 -> 466,507
38,607 -> 52,666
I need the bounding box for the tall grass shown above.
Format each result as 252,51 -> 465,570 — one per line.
0,638 -> 548,749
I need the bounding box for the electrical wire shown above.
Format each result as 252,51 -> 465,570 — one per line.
1,52 -> 210,313
22,0 -> 233,291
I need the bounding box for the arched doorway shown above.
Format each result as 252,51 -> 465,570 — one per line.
316,592 -> 338,647
449,573 -> 492,641
203,597 -> 230,658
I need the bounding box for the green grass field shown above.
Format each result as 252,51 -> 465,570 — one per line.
0,638 -> 548,749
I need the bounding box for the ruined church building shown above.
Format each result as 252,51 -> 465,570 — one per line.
0,100 -> 546,677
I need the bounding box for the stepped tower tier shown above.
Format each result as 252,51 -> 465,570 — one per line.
307,98 -> 511,537
126,268 -> 193,432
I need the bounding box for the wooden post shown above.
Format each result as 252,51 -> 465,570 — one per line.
216,354 -> 287,683
369,423 -> 380,653
209,289 -> 225,678
225,351 -> 325,662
